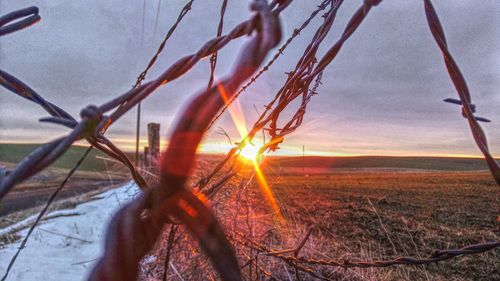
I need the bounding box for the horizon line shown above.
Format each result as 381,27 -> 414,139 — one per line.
0,141 -> 492,159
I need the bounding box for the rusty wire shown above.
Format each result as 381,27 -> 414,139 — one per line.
0,1 -> 288,280
1,0 -> 500,280
207,0 -> 229,91
89,1 -> 287,280
0,0 -> 290,198
236,229 -> 500,270
133,0 -> 195,88
134,0 -> 195,164
0,69 -> 148,191
423,0 -> 500,185
199,0 -> 500,273
199,0 -> 350,189
207,0 -> 333,131
0,6 -> 40,37
198,0 -> 338,189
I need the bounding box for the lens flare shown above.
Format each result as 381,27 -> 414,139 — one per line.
239,142 -> 260,161
217,84 -> 283,221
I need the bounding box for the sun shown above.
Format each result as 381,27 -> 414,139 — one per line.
239,143 -> 260,161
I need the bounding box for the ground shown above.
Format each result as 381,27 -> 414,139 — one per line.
0,152 -> 498,280
263,169 -> 499,280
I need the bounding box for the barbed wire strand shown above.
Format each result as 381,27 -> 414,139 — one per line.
158,0 -> 227,281
87,1 -> 287,280
0,6 -> 40,37
206,0 -> 228,91
0,70 -> 148,189
133,0 -> 195,164
0,0 -> 273,198
1,0 -> 499,280
232,228 -> 499,274
133,0 -> 195,89
213,0 -> 500,272
423,0 -> 500,185
198,0 -> 337,189
207,0 -> 333,131
0,2 -> 288,279
199,0 -> 347,190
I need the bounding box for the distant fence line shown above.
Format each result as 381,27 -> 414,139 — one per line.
0,1 -> 499,281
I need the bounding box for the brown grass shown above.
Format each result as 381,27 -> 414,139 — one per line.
141,166 -> 499,281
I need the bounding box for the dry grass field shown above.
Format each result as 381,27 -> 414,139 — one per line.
140,157 -> 499,281
265,170 -> 499,280
1,152 -> 498,280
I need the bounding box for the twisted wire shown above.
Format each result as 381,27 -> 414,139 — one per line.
207,0 -> 333,131
88,1 -> 285,280
0,147 -> 93,281
423,0 -> 500,185
233,229 -> 499,272
206,0 -> 228,91
1,1 -> 499,280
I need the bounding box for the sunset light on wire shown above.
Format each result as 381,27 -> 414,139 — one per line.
217,84 -> 283,220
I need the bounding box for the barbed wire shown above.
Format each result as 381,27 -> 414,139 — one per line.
199,0 -> 500,274
0,70 -> 148,190
1,0 -> 499,280
0,1 -> 288,280
134,0 -> 195,164
0,0 -> 290,198
207,0 -> 333,131
0,6 -> 40,37
133,0 -> 195,88
232,229 -> 500,276
88,1 -> 286,280
198,0 -> 337,189
0,146 -> 93,281
423,0 -> 500,185
199,0 -> 352,189
206,0 -> 228,91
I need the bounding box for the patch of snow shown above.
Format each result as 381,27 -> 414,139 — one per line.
0,181 -> 139,281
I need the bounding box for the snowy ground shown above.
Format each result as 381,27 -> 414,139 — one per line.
0,182 -> 139,281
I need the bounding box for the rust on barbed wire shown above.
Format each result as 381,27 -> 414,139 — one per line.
89,1 -> 287,280
0,0 -> 291,197
199,0 -> 338,190
0,69 -> 148,191
207,0 -> 229,91
232,229 -> 500,276
0,0 -> 499,280
423,0 -> 500,185
198,0 -> 500,274
207,0 -> 334,131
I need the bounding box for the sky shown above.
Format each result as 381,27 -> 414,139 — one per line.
1,0 -> 499,157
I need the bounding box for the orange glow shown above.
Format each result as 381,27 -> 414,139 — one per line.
216,83 -> 283,220
252,158 -> 284,222
217,84 -> 249,139
239,141 -> 261,161
178,198 -> 198,218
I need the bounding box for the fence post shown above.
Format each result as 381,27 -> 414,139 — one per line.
147,122 -> 160,168
144,146 -> 149,167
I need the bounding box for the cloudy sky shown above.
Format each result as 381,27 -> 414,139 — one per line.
1,0 -> 499,157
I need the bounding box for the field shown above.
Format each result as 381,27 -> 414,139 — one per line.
0,144 -> 129,220
261,169 -> 499,280
134,156 -> 500,281
1,145 -> 499,280
0,143 -> 135,172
